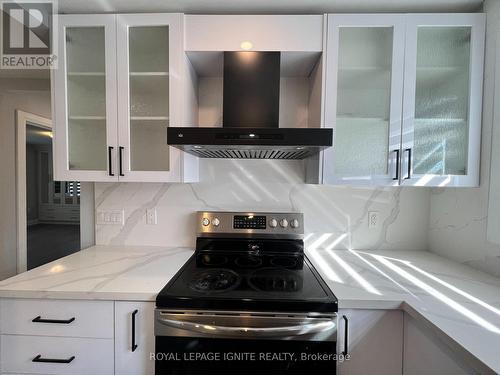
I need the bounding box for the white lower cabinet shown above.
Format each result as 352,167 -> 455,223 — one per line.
0,298 -> 114,338
114,301 -> 155,375
337,309 -> 403,375
1,335 -> 114,374
403,313 -> 477,375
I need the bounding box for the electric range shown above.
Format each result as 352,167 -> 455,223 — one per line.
155,211 -> 338,375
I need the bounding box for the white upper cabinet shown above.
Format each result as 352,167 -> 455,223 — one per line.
54,14 -> 189,182
116,14 -> 183,182
185,15 -> 323,51
54,15 -> 118,181
401,14 -> 485,187
323,15 -> 406,186
323,13 -> 485,187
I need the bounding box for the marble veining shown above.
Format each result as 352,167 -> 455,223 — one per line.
0,246 -> 499,372
95,160 -> 430,251
0,246 -> 193,300
306,248 -> 500,374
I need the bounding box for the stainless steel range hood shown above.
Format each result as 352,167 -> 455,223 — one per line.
167,51 -> 333,159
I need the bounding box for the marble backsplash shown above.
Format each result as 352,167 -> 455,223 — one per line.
427,0 -> 500,279
95,160 -> 430,251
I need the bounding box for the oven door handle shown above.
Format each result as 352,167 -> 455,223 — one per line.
157,317 -> 336,337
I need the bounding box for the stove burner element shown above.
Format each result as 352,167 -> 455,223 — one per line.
200,254 -> 228,266
234,255 -> 263,268
270,256 -> 298,268
248,268 -> 302,293
189,269 -> 240,293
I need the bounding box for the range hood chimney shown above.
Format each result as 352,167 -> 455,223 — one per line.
223,52 -> 280,128
167,51 -> 333,159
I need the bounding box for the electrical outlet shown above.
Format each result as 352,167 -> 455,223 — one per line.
96,210 -> 124,225
368,211 -> 379,229
146,208 -> 157,225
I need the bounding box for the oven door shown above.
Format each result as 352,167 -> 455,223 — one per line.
154,310 -> 337,375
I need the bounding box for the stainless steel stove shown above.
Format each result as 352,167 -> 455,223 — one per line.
155,211 -> 338,374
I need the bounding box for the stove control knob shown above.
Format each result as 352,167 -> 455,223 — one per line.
269,218 -> 278,228
290,219 -> 300,228
202,218 -> 210,227
279,218 -> 288,228
212,217 -> 220,227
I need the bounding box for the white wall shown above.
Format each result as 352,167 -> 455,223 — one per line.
428,0 -> 500,277
95,160 -> 430,251
0,80 -> 51,280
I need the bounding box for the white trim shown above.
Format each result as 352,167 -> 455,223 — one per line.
15,110 -> 52,274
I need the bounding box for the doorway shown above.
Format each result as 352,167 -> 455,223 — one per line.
16,110 -> 81,271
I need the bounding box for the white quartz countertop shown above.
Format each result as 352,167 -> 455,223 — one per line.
305,248 -> 500,374
0,246 -> 499,373
0,246 -> 194,301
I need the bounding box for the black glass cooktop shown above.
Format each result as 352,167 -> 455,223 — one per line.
156,250 -> 338,313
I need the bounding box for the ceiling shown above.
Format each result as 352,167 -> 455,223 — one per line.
58,0 -> 483,14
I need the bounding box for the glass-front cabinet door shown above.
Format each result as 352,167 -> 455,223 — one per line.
54,15 -> 118,181
401,14 -> 485,186
116,14 -> 183,182
323,15 -> 406,185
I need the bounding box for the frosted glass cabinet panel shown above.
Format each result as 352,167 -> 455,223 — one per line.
54,14 -> 186,182
413,27 -> 470,176
401,15 -> 485,186
54,16 -> 118,181
323,15 -> 406,185
117,14 -> 182,181
65,27 -> 107,170
129,26 -> 170,172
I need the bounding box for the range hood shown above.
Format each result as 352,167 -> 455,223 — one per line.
167,51 -> 333,159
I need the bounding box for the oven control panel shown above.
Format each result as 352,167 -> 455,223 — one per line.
197,211 -> 304,237
233,215 -> 267,229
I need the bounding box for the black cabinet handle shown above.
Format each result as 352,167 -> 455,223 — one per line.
32,316 -> 75,324
405,148 -> 412,179
33,354 -> 75,364
393,149 -> 400,181
342,315 -> 349,356
108,146 -> 114,176
132,309 -> 138,352
119,146 -> 124,177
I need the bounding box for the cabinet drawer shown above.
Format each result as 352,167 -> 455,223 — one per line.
0,299 -> 113,338
0,335 -> 113,375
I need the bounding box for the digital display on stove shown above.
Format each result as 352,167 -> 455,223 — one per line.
233,215 -> 266,229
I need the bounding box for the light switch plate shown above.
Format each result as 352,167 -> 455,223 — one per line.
146,208 -> 157,225
368,211 -> 379,229
96,210 -> 124,226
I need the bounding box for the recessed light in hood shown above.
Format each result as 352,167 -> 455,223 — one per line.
240,41 -> 253,50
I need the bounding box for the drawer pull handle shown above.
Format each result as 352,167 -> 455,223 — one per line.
393,149 -> 400,181
32,316 -> 76,324
342,315 -> 349,356
33,354 -> 75,364
119,146 -> 125,177
132,309 -> 138,352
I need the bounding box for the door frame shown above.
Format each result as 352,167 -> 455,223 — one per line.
15,110 -> 52,273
